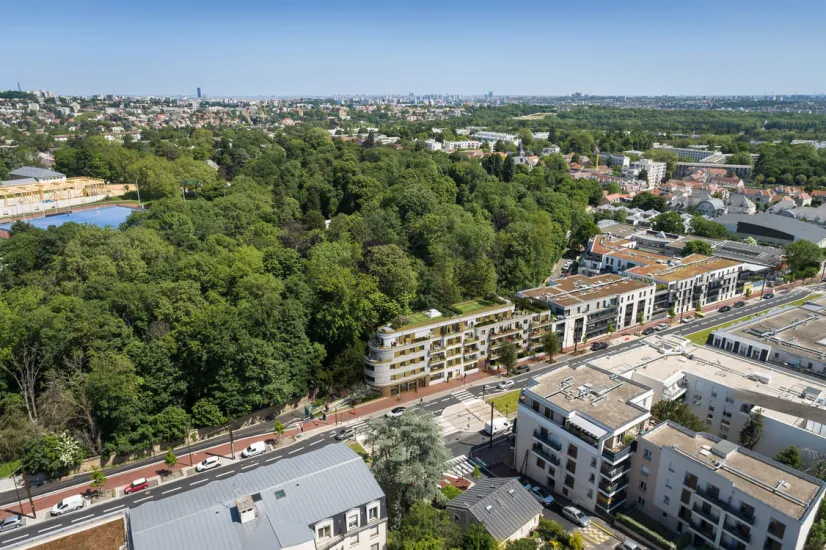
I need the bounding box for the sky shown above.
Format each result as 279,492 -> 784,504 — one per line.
3,0 -> 825,97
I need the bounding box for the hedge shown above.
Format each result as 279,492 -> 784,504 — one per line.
615,514 -> 675,550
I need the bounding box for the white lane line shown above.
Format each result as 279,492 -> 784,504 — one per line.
215,471 -> 235,478
161,486 -> 182,495
309,439 -> 322,446
104,504 -> 125,513
71,513 -> 95,523
3,534 -> 30,543
133,496 -> 154,504
38,524 -> 63,533
288,448 -> 303,455
241,462 -> 258,470
266,455 -> 282,463
189,478 -> 209,486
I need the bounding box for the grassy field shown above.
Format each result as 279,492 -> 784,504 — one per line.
513,112 -> 555,120
35,518 -> 125,550
347,441 -> 370,464
486,390 -> 520,416
0,460 -> 20,478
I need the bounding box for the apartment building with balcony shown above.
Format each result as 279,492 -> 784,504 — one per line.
588,335 -> 826,465
364,298 -> 531,396
582,235 -> 745,316
517,274 -> 656,349
513,364 -> 655,515
627,421 -> 825,550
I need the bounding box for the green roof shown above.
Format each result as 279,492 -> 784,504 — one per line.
390,299 -> 508,331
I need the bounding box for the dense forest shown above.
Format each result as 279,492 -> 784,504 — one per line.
0,127 -> 603,472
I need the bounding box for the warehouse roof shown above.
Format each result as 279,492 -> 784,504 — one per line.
7,166 -> 65,180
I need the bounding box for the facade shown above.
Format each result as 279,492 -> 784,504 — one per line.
473,131 -> 519,145
129,444 -> 388,550
696,198 -> 728,218
514,364 -> 655,515
627,421 -> 825,550
517,274 -> 656,349
446,478 -> 542,544
714,213 -> 826,247
625,159 -> 666,187
674,162 -> 753,179
653,144 -> 720,162
599,153 -> 630,168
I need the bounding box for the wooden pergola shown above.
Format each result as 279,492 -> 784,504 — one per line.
0,177 -> 107,207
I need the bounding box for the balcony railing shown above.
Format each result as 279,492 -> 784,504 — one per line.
723,521 -> 752,543
601,463 -> 631,480
693,503 -> 721,524
695,487 -> 755,525
602,440 -> 636,463
533,430 -> 562,452
599,476 -> 629,495
689,520 -> 717,543
532,443 -> 560,465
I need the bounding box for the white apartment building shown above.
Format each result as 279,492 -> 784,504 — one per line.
517,274 -> 655,349
473,131 -> 519,145
443,140 -> 482,151
627,421 -> 825,550
514,364 -> 655,515
624,158 -> 667,187
599,153 -> 630,168
653,144 -> 721,162
588,335 -> 826,463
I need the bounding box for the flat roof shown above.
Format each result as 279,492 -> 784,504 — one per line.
519,274 -> 652,308
380,298 -> 512,333
588,337 -> 826,432
724,298 -> 826,363
625,253 -> 741,282
526,364 -> 651,430
644,422 -> 822,520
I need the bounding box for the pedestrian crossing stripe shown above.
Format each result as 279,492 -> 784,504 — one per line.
453,389 -> 482,405
435,416 -> 459,436
579,526 -> 611,546
445,456 -> 476,477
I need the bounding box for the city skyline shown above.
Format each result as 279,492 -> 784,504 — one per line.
4,0 -> 826,97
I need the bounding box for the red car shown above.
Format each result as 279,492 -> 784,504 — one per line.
124,478 -> 149,494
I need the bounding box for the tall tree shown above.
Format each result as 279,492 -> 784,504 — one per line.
739,410 -> 764,450
774,446 -> 804,470
541,332 -> 560,361
784,240 -> 824,280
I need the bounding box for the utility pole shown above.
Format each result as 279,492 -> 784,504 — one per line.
187,426 -> 194,467
12,468 -> 24,517
135,176 -> 142,210
227,412 -> 236,460
489,402 -> 495,449
22,473 -> 35,517
761,270 -> 769,298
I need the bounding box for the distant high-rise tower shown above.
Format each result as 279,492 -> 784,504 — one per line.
488,91 -> 493,98
197,87 -> 202,99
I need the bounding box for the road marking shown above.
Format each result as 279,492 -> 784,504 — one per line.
71,514 -> 95,523
3,534 -> 29,543
189,478 -> 209,486
288,448 -> 303,455
309,439 -> 322,446
161,486 -> 182,495
265,455 -> 282,463
104,504 -> 125,513
241,462 -> 258,470
38,524 -> 63,533
215,471 -> 235,478
133,496 -> 154,504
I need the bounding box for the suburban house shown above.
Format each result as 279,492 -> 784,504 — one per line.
446,478 -> 542,544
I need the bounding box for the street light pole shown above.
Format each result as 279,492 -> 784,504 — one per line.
187,426 -> 194,467
12,468 -> 24,516
488,402 -> 495,449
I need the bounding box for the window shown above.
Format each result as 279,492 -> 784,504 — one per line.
639,481 -> 648,491
589,473 -> 596,483
591,457 -> 597,468
587,489 -> 594,499
372,544 -> 380,550
768,518 -> 786,539
369,526 -> 379,539
565,475 -> 575,489
638,497 -> 645,506
317,525 -> 332,539
368,503 -> 379,521
663,495 -> 670,505
536,457 -> 546,469
641,465 -> 649,477
562,487 -> 569,497
347,511 -> 360,531
666,479 -> 672,489
725,396 -> 735,404
668,462 -> 675,473
643,449 -> 652,461
662,511 -> 668,519
349,535 -> 359,547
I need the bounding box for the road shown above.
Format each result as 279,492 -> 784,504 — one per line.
0,286 -> 816,548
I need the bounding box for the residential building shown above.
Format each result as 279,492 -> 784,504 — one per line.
517,274 -> 656,349
129,443 -> 388,550
589,335 -> 826,463
514,364 -> 655,515
714,213 -> 826,247
727,194 -> 756,216
599,153 -> 630,168
708,297 -> 826,376
446,478 -> 542,544
5,166 -> 65,183
774,204 -> 826,227
653,144 -> 720,162
696,198 -> 728,218
627,421 -> 825,550
624,159 -> 667,187
674,162 -> 753,179
473,131 -> 519,145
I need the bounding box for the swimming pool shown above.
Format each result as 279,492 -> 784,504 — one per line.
0,206 -> 138,230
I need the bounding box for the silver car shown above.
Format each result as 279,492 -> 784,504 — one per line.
0,515 -> 24,532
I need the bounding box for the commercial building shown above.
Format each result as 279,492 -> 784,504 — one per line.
3,166 -> 65,185
627,421 -> 825,550
588,335 -> 826,462
708,297 -> 826,376
514,364 -> 655,515
129,444 -> 388,550
517,274 -> 656,349
446,478 -> 542,544
714,213 -> 826,247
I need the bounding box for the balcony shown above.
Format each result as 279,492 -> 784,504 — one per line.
683,474 -> 698,491
602,440 -> 636,463
531,443 -> 560,465
688,520 -> 717,544
598,475 -> 629,496
563,422 -> 599,448
693,503 -> 721,524
695,487 -> 755,526
533,430 -> 562,452
723,521 -> 752,543
601,463 -> 631,481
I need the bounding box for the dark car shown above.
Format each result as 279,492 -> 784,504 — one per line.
764,293 -> 775,299
0,515 -> 24,532
590,342 -> 609,351
641,327 -> 656,336
734,301 -> 746,308
719,305 -> 732,313
514,365 -> 531,375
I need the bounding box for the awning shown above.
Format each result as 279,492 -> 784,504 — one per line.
567,414 -> 607,439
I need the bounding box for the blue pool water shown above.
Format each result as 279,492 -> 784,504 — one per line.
0,206 -> 137,230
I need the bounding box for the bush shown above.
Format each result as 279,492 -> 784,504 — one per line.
536,518 -> 568,544
616,514 -> 676,550
440,485 -> 462,501
191,398 -> 225,428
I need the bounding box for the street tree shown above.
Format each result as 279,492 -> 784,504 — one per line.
682,240 -> 713,257
366,411 -> 451,527
541,332 -> 560,361
90,466 -> 107,495
785,240 -> 824,280
273,420 -> 285,444
498,341 -> 518,373
164,448 -> 178,473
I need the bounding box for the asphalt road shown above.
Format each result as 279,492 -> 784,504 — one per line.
0,286 -> 815,548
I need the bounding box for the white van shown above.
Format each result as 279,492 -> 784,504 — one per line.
51,494 -> 84,516
241,441 -> 267,458
483,417 -> 511,436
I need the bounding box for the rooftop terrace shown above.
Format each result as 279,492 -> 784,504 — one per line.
519,274 -> 652,308
382,298 -> 512,332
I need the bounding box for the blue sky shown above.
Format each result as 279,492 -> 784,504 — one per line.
3,0 -> 825,97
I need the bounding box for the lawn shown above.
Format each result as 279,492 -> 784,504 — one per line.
347,441 -> 370,464
452,299 -> 500,315
33,518 -> 125,550
0,460 -> 20,478
486,390 -> 520,416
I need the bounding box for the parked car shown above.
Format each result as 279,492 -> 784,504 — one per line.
562,506 -> 591,527
195,456 -> 222,472
681,316 -> 694,323
590,342 -> 609,351
124,477 -> 149,495
0,515 -> 24,532
641,327 -> 656,336
241,441 -> 266,458
497,380 -> 515,391
734,301 -> 746,308
335,427 -> 357,441
764,293 -> 775,299
719,305 -> 732,313
617,538 -> 643,550
483,417 -> 512,436
530,486 -> 555,508
385,406 -> 406,418
51,495 -> 85,516
515,476 -> 533,491
655,323 -> 669,331
514,365 -> 531,375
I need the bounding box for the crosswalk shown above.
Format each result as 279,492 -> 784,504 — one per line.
453,389 -> 482,405
435,414 -> 460,437
445,455 -> 477,478
578,525 -> 612,548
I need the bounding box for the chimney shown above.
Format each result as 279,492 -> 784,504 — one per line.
236,495 -> 256,524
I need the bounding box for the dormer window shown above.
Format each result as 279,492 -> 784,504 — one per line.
347,510 -> 360,531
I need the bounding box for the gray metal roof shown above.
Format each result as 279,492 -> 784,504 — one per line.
715,213 -> 826,245
7,166 -> 65,180
446,478 -> 542,541
130,443 -> 385,550
1,177 -> 38,186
